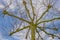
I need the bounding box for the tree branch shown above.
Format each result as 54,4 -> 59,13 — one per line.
30,0 -> 36,21
9,26 -> 29,36
36,4 -> 52,23
25,28 -> 30,39
37,17 -> 60,25
23,0 -> 33,21
36,29 -> 43,40
3,10 -> 31,24
38,26 -> 60,39
38,27 -> 58,31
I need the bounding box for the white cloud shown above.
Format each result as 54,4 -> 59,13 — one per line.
9,4 -> 15,10
0,4 -> 4,8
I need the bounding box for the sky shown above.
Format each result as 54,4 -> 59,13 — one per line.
0,0 -> 60,40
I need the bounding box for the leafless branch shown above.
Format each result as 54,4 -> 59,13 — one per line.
37,17 -> 60,25
9,26 -> 29,36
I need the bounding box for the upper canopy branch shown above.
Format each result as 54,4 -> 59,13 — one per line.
36,4 -> 52,23
30,0 -> 36,21
38,26 -> 58,31
23,0 -> 33,21
37,17 -> 60,25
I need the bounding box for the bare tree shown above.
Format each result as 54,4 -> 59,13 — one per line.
1,0 -> 60,40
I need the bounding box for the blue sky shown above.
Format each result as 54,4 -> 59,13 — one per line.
0,0 -> 60,40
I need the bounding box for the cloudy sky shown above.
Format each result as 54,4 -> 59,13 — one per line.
0,0 -> 60,40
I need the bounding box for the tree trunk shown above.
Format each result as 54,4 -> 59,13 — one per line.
31,27 -> 36,40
